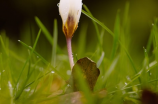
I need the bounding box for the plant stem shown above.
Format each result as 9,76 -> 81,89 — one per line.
66,37 -> 74,70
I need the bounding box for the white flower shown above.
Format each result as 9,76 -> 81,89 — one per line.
59,0 -> 82,38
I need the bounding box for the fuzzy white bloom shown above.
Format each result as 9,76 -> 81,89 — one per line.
59,0 -> 82,38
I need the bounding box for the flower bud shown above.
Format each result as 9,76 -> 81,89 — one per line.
59,0 -> 82,38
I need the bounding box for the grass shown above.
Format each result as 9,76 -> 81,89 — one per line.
0,2 -> 158,104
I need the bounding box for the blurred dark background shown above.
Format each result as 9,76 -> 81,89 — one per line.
0,0 -> 158,61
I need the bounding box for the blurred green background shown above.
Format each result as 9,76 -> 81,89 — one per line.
0,0 -> 158,103
0,0 -> 158,64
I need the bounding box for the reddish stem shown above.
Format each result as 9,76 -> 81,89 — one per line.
66,37 -> 74,69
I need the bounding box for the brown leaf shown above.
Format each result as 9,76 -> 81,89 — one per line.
141,89 -> 158,104
71,57 -> 100,91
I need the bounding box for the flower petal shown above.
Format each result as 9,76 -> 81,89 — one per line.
59,0 -> 70,25
59,0 -> 82,38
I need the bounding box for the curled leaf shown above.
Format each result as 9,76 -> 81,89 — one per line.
71,57 -> 100,91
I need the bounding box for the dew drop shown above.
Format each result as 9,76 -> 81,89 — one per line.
152,23 -> 154,26
2,70 -> 5,72
24,88 -> 30,92
57,3 -> 59,7
125,82 -> 127,85
126,76 -> 131,81
51,71 -> 55,74
8,81 -> 12,88
18,40 -> 20,42
67,70 -> 71,75
144,49 -> 147,53
150,72 -> 152,76
67,84 -> 70,87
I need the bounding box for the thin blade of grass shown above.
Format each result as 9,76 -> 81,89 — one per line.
82,5 -> 139,79
0,53 -> 2,89
35,17 -> 52,44
25,69 -> 52,89
14,58 -> 32,100
102,55 -> 119,87
109,78 -> 158,95
140,47 -> 150,87
83,5 -> 102,49
97,51 -> 105,67
123,2 -> 129,28
153,19 -> 158,90
121,44 -> 139,74
35,17 -> 61,53
52,19 -> 58,67
18,40 -> 66,79
82,10 -> 114,37
77,23 -> 88,58
110,10 -> 120,61
0,36 -> 8,56
120,2 -> 141,83
146,27 -> 154,53
14,29 -> 42,99
122,60 -> 158,89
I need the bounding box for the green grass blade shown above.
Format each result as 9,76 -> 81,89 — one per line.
14,29 -> 42,99
19,40 -> 48,64
52,19 -> 58,67
25,69 -> 52,88
82,4 -> 139,78
83,5 -> 102,49
122,44 -> 138,74
77,23 -> 88,58
82,6 -> 139,78
109,78 -> 158,95
0,36 -> 8,56
122,60 -> 158,89
141,47 -> 150,87
102,55 -> 119,87
18,40 -> 66,80
97,51 -> 105,67
82,10 -> 114,37
27,59 -> 41,79
153,19 -> 158,90
123,2 -> 130,28
120,43 -> 141,83
35,17 -> 53,45
146,30 -> 154,53
110,10 -> 120,60
35,17 -> 61,53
